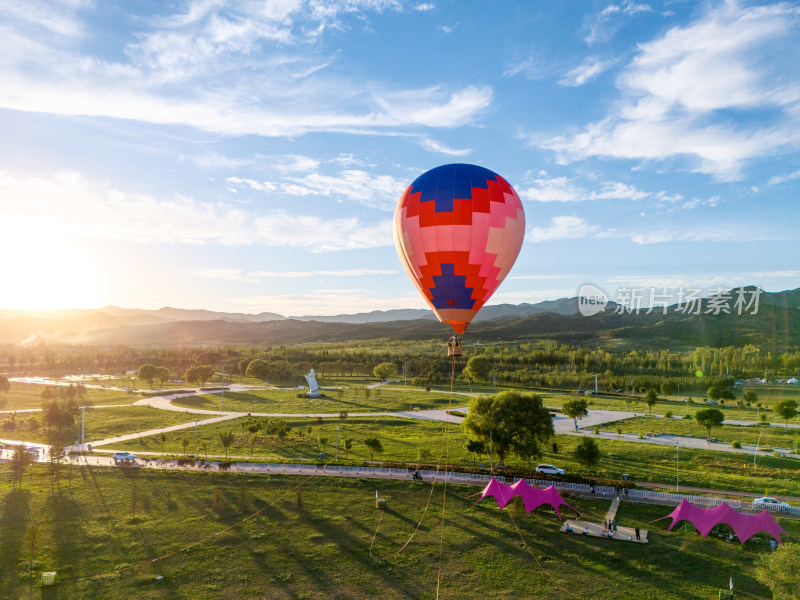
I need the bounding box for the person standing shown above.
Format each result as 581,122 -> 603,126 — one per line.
635,526 -> 640,541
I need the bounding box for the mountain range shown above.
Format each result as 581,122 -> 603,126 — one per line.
0,287 -> 797,349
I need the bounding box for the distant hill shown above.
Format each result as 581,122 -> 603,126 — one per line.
0,287 -> 797,349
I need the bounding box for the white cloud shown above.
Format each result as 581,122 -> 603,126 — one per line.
202,268 -> 398,280
519,175 -> 649,202
232,291 -> 424,315
559,57 -> 616,87
0,169 -> 393,251
528,216 -> 600,243
196,268 -> 258,282
547,2 -> 800,179
414,3 -> 434,11
767,167 -> 800,186
629,224 -> 768,245
584,1 -> 651,46
254,212 -> 393,252
279,169 -> 407,210
226,177 -> 277,192
419,137 -> 471,156
0,3 -> 492,137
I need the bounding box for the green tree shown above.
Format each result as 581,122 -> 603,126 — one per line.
184,366 -> 200,386
695,408 -> 724,440
181,437 -> 190,456
744,389 -> 758,405
344,439 -> 353,459
363,437 -> 383,460
774,399 -> 799,428
645,388 -> 658,415
465,439 -> 486,464
196,365 -> 215,386
155,366 -> 170,387
245,359 -> 269,382
463,356 -> 490,383
573,437 -> 601,471
707,386 -> 721,401
373,362 -> 398,381
137,364 -> 158,389
10,445 -> 32,489
461,390 -> 554,468
219,430 -> 235,459
755,542 -> 800,600
562,398 -> 589,431
159,432 -> 167,456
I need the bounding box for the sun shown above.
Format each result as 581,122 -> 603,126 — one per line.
0,227 -> 103,310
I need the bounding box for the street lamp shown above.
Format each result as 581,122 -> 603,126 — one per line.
403,357 -> 408,389
675,441 -> 679,493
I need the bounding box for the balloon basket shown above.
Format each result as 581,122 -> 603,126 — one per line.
447,336 -> 463,357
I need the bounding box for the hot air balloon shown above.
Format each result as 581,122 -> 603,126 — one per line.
393,164 -> 525,354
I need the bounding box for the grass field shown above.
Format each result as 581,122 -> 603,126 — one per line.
122,415 -> 469,464
0,382 -> 140,412
118,413 -> 800,498
601,415 -> 800,449
173,387 -> 471,414
1,406 -> 201,446
1,465 -> 794,599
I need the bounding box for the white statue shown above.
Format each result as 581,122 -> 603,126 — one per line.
305,368 -> 320,398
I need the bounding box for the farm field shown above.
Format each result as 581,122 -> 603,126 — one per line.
0,466 -> 793,600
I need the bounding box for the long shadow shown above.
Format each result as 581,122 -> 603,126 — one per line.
0,489 -> 31,597
304,512 -> 419,598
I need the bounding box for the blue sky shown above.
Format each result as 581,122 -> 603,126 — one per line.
1,0 -> 799,314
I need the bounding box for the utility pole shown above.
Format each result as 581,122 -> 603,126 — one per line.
676,441 -> 679,493
403,357 -> 407,389
489,430 -> 494,474
194,419 -> 198,459
595,374 -> 598,394
221,360 -> 225,410
81,406 -> 85,448
336,425 -> 339,460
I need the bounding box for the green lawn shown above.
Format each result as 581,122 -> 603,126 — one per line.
0,382 -> 139,412
0,465 -> 790,599
122,415 -> 470,464
540,435 -> 800,498
173,387 -> 471,414
1,406 -> 201,446
600,415 -> 800,449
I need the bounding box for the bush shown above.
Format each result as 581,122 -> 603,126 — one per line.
732,441 -> 742,449
664,411 -> 673,418
684,413 -> 693,419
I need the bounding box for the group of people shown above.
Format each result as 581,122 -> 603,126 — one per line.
603,519 -> 618,536
564,520 -> 642,541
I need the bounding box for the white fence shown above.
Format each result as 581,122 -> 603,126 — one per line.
222,460 -> 800,513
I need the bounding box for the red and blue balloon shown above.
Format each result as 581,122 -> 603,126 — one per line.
393,164 -> 525,334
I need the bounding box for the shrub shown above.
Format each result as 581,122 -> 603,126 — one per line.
616,427 -> 622,435
732,441 -> 742,449
664,411 -> 673,418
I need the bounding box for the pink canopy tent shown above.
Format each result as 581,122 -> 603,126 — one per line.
654,500 -> 786,544
474,478 -> 576,519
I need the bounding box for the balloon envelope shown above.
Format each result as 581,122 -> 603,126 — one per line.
393,164 -> 525,334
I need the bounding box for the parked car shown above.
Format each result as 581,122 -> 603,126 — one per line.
26,446 -> 40,460
535,464 -> 565,476
112,451 -> 137,464
754,497 -> 792,512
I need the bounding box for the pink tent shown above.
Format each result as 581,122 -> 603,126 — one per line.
474,478 -> 576,519
655,500 -> 786,544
